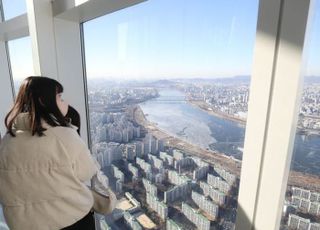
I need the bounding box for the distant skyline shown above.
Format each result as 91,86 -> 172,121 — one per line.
3,0 -> 320,81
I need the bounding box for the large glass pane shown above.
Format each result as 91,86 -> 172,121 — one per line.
83,0 -> 259,229
1,0 -> 26,20
280,1 -> 320,229
0,36 -> 33,230
7,36 -> 34,96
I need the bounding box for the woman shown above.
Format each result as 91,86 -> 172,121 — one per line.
0,76 -> 98,230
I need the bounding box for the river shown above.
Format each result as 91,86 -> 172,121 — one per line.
140,89 -> 320,176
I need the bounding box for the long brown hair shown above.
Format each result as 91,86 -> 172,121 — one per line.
5,76 -> 69,136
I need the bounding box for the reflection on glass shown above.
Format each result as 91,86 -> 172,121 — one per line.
7,37 -> 34,95
280,1 -> 320,229
1,0 -> 27,20
83,0 -> 258,229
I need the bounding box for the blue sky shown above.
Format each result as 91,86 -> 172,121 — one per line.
1,0 -> 26,20
83,0 -> 260,79
3,0 -> 320,81
305,0 -> 320,76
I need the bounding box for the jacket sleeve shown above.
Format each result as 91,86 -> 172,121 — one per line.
73,147 -> 99,182
52,127 -> 99,182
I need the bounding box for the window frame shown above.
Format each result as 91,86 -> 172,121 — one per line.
0,0 -> 315,229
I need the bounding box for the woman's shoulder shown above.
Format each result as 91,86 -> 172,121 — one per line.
47,126 -> 92,163
48,125 -> 78,136
46,126 -> 85,148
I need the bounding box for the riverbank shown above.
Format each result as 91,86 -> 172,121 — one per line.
133,105 -> 320,191
296,127 -> 320,136
133,105 -> 242,176
188,100 -> 247,127
189,100 -> 320,137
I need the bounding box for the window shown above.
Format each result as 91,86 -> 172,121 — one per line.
1,0 -> 26,20
280,1 -> 320,229
7,36 -> 34,96
82,0 -> 259,229
0,9 -> 32,230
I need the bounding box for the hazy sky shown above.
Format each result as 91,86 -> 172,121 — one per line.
83,0 -> 259,79
3,0 -> 320,81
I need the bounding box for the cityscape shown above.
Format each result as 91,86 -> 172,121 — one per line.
0,0 -> 319,229
87,77 -> 320,230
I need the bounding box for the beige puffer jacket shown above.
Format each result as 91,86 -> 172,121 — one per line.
0,113 -> 98,230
